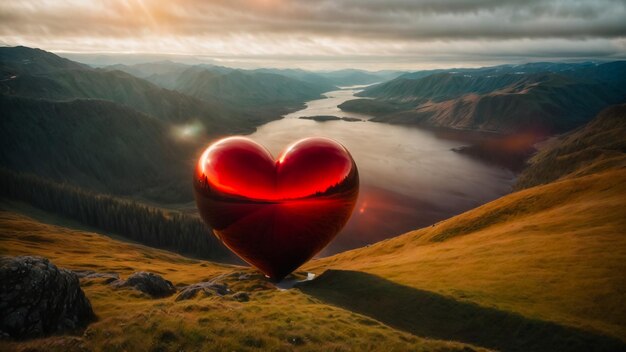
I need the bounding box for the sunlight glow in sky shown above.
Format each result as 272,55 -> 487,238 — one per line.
1,0 -> 625,69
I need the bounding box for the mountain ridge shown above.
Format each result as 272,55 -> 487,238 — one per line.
0,46 -> 321,203
340,62 -> 626,134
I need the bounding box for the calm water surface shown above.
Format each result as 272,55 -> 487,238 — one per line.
248,86 -> 515,255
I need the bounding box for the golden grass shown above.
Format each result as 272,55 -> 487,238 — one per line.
0,204 -> 483,352
305,167 -> 626,341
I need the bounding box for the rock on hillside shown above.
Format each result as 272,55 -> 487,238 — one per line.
0,256 -> 95,339
111,272 -> 176,298
176,281 -> 230,301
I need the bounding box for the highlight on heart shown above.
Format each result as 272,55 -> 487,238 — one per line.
193,136 -> 359,281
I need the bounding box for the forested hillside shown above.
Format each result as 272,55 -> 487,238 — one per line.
0,169 -> 237,262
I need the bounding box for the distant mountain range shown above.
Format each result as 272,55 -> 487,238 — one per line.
104,63 -> 333,107
3,45 -> 625,205
106,63 -> 404,92
0,47 -> 243,131
340,61 -> 626,134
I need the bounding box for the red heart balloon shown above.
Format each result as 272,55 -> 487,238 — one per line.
194,137 -> 359,280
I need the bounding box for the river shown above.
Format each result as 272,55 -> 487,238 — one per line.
248,85 -> 516,256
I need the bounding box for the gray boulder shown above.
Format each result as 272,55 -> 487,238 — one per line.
0,256 -> 95,339
111,272 -> 176,298
175,281 -> 230,301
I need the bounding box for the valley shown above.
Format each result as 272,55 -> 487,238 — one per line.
1,104 -> 625,351
247,86 -> 515,254
1,45 -> 626,352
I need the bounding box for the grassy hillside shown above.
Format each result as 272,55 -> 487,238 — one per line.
2,48 -> 624,350
301,102 -> 626,351
0,204 -> 481,352
516,104 -> 626,189
305,164 -> 626,346
2,163 -> 623,351
2,106 -> 624,351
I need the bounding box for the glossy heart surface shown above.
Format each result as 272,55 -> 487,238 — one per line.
194,136 -> 359,280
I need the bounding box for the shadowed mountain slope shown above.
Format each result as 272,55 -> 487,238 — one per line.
1,57 -> 232,128
0,95 -> 197,202
0,46 -> 278,137
0,46 -> 298,202
516,104 -> 626,189
299,270 -> 625,352
0,46 -> 88,74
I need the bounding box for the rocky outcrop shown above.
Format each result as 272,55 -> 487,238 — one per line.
0,256 -> 95,339
175,273 -> 256,302
110,272 -> 176,298
232,292 -> 250,302
175,281 -> 230,301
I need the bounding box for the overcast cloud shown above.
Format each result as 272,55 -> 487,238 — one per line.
1,0 -> 625,69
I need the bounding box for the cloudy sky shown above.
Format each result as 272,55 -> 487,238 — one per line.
1,0 -> 626,70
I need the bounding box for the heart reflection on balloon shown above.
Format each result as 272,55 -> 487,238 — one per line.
193,137 -> 359,281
